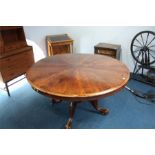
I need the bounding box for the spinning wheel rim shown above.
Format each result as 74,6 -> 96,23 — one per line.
130,31 -> 155,66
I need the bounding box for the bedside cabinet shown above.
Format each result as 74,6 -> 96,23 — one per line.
46,34 -> 73,56
94,43 -> 121,60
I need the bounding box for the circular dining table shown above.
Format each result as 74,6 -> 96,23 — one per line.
26,54 -> 130,129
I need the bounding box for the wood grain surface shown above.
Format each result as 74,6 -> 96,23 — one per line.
26,54 -> 130,101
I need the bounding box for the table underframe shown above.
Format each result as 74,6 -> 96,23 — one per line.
52,99 -> 109,129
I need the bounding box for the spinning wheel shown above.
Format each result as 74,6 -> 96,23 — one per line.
131,31 -> 155,66
130,31 -> 155,85
126,31 -> 155,101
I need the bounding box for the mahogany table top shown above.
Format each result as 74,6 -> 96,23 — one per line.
26,54 -> 130,101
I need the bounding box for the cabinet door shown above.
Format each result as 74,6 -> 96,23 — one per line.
0,50 -> 34,82
51,44 -> 71,55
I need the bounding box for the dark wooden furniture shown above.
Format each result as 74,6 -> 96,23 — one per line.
46,34 -> 73,56
0,26 -> 34,96
26,54 -> 129,129
94,43 -> 121,60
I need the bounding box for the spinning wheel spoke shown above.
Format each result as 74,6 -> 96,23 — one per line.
133,49 -> 141,53
149,49 -> 155,52
133,44 -> 142,48
148,44 -> 155,48
140,34 -> 145,46
147,36 -> 155,46
135,38 -> 143,46
149,53 -> 155,59
135,50 -> 142,59
145,32 -> 149,45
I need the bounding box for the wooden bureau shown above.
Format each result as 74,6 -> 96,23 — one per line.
46,34 -> 73,56
94,43 -> 121,60
0,26 -> 34,96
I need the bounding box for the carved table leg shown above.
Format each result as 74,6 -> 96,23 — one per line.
90,100 -> 109,115
65,102 -> 77,129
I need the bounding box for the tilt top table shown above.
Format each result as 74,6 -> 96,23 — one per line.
26,54 -> 130,128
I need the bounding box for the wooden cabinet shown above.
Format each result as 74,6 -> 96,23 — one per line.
46,34 -> 73,56
94,43 -> 121,60
0,26 -> 34,96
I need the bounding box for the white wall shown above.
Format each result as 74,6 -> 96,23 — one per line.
24,26 -> 155,71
